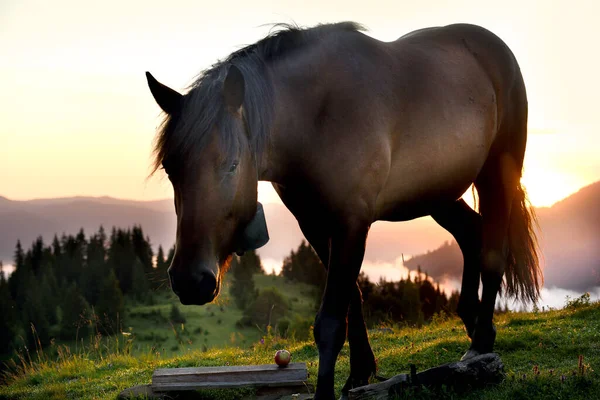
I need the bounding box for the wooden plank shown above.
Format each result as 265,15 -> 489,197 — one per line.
152,380 -> 308,391
118,382 -> 315,400
152,363 -> 308,391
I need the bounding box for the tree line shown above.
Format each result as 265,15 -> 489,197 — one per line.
0,226 -> 460,357
0,226 -> 173,355
229,239 -> 459,338
278,240 -> 459,327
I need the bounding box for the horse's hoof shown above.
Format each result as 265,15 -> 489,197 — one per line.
461,349 -> 481,361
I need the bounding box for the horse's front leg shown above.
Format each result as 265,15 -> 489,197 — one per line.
314,221 -> 369,400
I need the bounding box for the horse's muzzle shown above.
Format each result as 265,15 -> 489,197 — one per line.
170,270 -> 218,305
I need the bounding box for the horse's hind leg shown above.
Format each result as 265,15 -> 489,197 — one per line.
463,153 -> 520,359
341,282 -> 377,396
431,199 -> 482,338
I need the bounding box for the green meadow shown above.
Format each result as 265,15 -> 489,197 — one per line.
1,287 -> 598,400
121,274 -> 319,355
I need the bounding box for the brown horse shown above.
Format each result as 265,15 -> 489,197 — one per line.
146,22 -> 542,400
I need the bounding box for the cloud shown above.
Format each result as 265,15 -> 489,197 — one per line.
498,286 -> 600,311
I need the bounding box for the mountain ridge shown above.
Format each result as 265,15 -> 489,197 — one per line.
1,181 -> 598,292
405,181 -> 600,292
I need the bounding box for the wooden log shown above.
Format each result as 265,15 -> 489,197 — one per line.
348,353 -> 504,400
152,363 -> 308,392
346,374 -> 409,400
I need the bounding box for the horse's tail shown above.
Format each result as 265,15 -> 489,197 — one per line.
504,181 -> 543,303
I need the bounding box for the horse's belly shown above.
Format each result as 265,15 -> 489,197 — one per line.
375,131 -> 490,221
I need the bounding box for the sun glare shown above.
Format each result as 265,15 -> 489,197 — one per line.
521,167 -> 581,208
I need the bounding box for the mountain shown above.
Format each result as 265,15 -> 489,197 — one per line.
0,195 -> 451,271
2,182 -> 597,291
0,197 -> 176,263
405,181 -> 600,292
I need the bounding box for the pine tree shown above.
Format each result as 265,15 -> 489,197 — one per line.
87,228 -> 107,265
447,290 -> 460,314
229,255 -> 258,310
156,246 -> 166,271
239,250 -> 264,274
94,269 -> 124,334
97,226 -> 107,247
153,245 -> 169,291
59,283 -> 91,340
82,230 -> 108,307
39,267 -> 59,326
400,280 -> 424,325
0,263 -> 18,354
76,228 -> 87,256
61,233 -> 86,285
50,235 -> 63,280
131,258 -> 150,302
280,249 -> 296,281
419,278 -> 437,320
131,225 -> 154,275
21,271 -> 51,348
108,229 -> 135,294
280,241 -> 325,288
434,284 -> 448,315
30,236 -> 44,276
8,240 -> 25,300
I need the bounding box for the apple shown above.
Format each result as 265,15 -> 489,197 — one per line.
274,349 -> 291,367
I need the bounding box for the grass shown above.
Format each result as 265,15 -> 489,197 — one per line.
123,274 -> 318,356
1,296 -> 598,399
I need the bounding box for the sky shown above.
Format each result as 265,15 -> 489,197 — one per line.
1,0 -> 599,208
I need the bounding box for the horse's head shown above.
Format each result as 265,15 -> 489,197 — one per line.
146,66 -> 269,305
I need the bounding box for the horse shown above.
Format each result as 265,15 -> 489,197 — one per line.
146,22 -> 542,400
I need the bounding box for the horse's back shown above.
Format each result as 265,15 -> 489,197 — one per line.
393,23 -> 524,124
371,24 -> 527,220
273,24 -> 527,223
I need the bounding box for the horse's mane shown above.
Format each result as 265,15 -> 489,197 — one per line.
151,22 -> 365,175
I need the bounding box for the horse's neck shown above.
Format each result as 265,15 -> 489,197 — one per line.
258,63 -> 322,185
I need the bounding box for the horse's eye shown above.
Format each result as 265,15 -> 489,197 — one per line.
229,161 -> 239,173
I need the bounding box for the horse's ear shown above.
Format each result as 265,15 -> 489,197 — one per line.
146,72 -> 183,114
223,65 -> 245,112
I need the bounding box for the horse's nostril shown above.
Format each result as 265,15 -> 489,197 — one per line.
195,271 -> 217,295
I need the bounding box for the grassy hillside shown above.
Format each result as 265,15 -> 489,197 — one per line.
1,296 -> 598,399
124,274 -> 318,355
